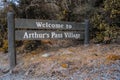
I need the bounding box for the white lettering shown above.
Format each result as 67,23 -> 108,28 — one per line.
23,32 -> 50,39
64,32 -> 80,39
36,22 -> 42,27
51,32 -> 63,38
36,22 -> 64,29
23,32 -> 29,39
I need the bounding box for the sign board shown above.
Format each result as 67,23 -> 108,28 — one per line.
15,19 -> 86,40
15,19 -> 85,30
15,30 -> 84,40
7,12 -> 89,70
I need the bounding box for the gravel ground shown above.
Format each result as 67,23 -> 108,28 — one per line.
0,44 -> 120,80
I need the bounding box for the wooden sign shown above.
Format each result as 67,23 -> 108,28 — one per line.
15,18 -> 85,30
7,12 -> 89,70
15,30 -> 84,40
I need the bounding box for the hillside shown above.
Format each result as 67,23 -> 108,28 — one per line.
0,43 -> 120,80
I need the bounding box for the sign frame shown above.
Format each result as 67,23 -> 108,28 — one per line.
7,12 -> 89,70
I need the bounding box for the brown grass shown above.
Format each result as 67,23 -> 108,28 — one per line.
106,54 -> 120,61
0,48 -> 3,52
61,63 -> 69,68
0,40 -> 8,52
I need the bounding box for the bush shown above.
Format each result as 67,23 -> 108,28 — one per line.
23,40 -> 41,52
0,40 -> 8,52
91,0 -> 120,43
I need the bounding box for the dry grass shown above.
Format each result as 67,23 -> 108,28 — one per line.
0,48 -> 4,52
61,63 -> 69,68
1,44 -> 120,80
106,54 -> 120,61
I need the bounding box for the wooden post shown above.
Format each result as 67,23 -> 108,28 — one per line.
7,12 -> 16,70
84,19 -> 89,45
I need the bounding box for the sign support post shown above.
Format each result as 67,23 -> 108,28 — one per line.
7,12 -> 16,70
84,20 -> 89,45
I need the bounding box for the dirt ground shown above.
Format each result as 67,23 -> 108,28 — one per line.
0,43 -> 120,80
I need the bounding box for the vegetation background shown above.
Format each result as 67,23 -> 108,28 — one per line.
0,1 -> 120,80
0,0 -> 120,52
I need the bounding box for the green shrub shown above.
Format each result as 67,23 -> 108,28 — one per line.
23,40 -> 41,52
0,40 -> 8,52
91,0 -> 120,43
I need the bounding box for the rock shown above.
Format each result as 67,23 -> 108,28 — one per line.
31,58 -> 34,61
41,53 -> 51,58
1,68 -> 9,74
